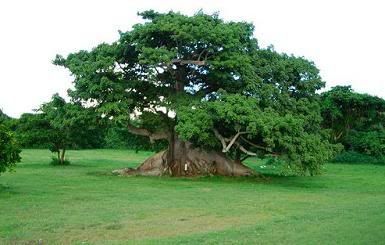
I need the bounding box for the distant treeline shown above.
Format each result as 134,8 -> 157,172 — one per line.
0,108 -> 166,152
1,85 -> 385,163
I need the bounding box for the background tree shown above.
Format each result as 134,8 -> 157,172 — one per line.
10,113 -> 53,149
0,109 -> 10,124
321,86 -> 385,158
55,10 -> 336,176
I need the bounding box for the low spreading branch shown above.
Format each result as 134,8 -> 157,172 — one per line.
213,128 -> 248,153
235,142 -> 257,156
171,59 -> 206,66
240,136 -> 280,156
127,124 -> 169,143
239,136 -> 270,151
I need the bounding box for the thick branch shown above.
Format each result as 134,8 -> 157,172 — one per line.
225,131 -> 245,152
240,136 -> 271,152
235,142 -> 257,156
213,129 -> 247,153
240,136 -> 279,156
213,129 -> 227,152
127,124 -> 169,143
171,59 -> 206,66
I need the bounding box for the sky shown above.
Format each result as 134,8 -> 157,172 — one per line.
0,0 -> 384,118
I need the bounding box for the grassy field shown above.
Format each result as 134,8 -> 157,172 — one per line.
1,149 -> 385,244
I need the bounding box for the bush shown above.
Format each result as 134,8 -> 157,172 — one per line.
0,124 -> 21,174
345,130 -> 385,157
50,157 -> 71,166
332,151 -> 385,165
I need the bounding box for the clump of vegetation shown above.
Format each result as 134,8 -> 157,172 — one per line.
0,124 -> 21,174
50,156 -> 70,166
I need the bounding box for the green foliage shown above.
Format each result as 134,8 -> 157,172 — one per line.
177,92 -> 338,175
11,113 -> 53,148
321,86 -> 385,140
0,124 -> 21,174
7,111 -> 164,152
0,109 -> 10,124
345,130 -> 385,157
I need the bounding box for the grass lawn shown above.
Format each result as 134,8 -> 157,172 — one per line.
1,149 -> 385,244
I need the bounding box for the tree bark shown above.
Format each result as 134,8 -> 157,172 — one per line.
113,136 -> 255,177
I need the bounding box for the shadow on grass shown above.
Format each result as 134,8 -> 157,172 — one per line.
0,184 -> 20,195
18,163 -> 88,169
86,170 -> 115,176
82,163 -> 331,191
87,169 -> 328,189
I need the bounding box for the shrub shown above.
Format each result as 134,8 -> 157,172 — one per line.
0,124 -> 21,174
332,151 -> 385,165
345,130 -> 385,157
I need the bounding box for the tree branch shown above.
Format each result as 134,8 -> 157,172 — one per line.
213,129 -> 227,152
171,59 -> 206,66
240,136 -> 270,152
235,142 -> 257,156
127,123 -> 169,143
213,129 -> 247,153
225,131 -> 244,152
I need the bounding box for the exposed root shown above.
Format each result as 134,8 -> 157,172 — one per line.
113,146 -> 256,177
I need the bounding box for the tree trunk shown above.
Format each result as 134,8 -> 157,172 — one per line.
60,148 -> 66,165
57,151 -> 60,163
113,137 -> 255,177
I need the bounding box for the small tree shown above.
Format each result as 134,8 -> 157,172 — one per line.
40,94 -> 102,165
0,124 -> 21,175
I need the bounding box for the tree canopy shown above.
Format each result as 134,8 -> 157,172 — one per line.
54,10 -> 336,176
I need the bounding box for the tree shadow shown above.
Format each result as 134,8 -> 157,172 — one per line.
0,184 -> 20,195
18,163 -> 88,169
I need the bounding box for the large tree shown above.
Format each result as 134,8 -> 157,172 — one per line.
55,11 -> 335,176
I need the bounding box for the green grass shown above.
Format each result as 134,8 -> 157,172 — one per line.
1,149 -> 385,244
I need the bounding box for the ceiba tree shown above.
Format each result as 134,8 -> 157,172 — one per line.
55,11 -> 335,176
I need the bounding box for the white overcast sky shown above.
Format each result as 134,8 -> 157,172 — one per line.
0,0 -> 384,118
